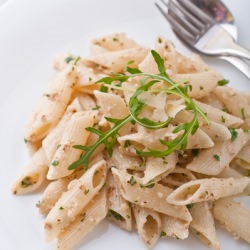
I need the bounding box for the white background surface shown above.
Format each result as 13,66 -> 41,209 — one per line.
0,0 -> 249,250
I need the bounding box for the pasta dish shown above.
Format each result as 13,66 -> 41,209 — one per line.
12,33 -> 250,250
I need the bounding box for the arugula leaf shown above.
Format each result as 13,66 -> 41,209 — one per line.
68,115 -> 133,170
69,50 -> 209,170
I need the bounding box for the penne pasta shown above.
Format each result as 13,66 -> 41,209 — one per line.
112,168 -> 192,223
167,177 -> 249,205
107,173 -> 132,231
44,160 -> 107,240
161,215 -> 189,240
189,202 -> 220,250
213,197 -> 250,244
133,205 -> 161,248
187,129 -> 250,175
12,148 -> 48,195
57,186 -> 108,250
47,111 -> 96,180
24,67 -> 77,142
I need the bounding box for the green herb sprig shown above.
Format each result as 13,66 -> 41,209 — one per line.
68,50 -> 209,170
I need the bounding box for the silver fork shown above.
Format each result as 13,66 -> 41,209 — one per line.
155,0 -> 250,60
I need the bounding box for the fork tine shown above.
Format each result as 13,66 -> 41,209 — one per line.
176,0 -> 215,26
155,1 -> 196,44
156,7 -> 195,45
168,0 -> 201,37
170,0 -> 205,31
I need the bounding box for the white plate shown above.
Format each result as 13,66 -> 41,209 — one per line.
0,0 -> 249,250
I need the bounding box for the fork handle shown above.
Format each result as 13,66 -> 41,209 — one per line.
201,27 -> 250,60
221,56 -> 250,80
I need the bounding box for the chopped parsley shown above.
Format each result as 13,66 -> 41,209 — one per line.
221,115 -> 226,123
217,79 -> 229,86
129,176 -> 137,186
139,180 -> 155,189
175,235 -> 180,240
92,105 -> 101,110
228,128 -> 238,141
59,206 -> 64,210
84,189 -> 90,195
108,209 -> 124,221
52,160 -> 59,166
213,154 -> 220,161
113,37 -> 119,42
241,108 -> 246,120
186,203 -> 194,209
21,176 -> 33,188
64,56 -> 74,64
160,231 -> 166,237
73,56 -> 81,65
36,200 -> 41,208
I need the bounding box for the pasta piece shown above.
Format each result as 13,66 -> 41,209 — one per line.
141,153 -> 177,184
107,146 -> 144,171
44,160 -> 107,240
89,47 -> 149,72
57,186 -> 108,250
167,177 -> 249,206
194,100 -> 243,128
12,148 -> 48,195
93,91 -> 129,118
171,70 -> 222,99
187,129 -> 250,175
133,205 -> 161,248
161,215 -> 189,240
139,51 -> 159,74
74,63 -> 106,88
107,173 -> 132,231
52,53 -> 73,71
176,53 -> 209,74
189,202 -> 220,250
241,91 -> 250,104
38,178 -> 70,216
213,197 -> 250,244
175,110 -> 223,146
232,158 -> 250,171
200,121 -> 232,142
217,166 -> 250,196
118,125 -> 179,152
73,93 -> 96,111
236,141 -> 250,163
90,33 -> 139,53
40,155 -> 103,215
24,67 -> 77,142
47,111 -> 96,180
155,37 -> 179,74
93,90 -> 131,136
186,128 -> 214,149
42,97 -> 83,162
161,167 -> 196,188
26,139 -> 42,155
112,168 -> 192,222
214,86 -> 250,128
